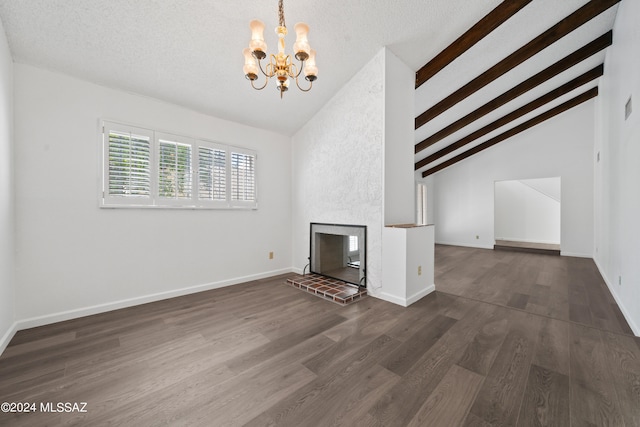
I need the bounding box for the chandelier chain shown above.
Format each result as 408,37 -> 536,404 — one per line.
278,0 -> 286,28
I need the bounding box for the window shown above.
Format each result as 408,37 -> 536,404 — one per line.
101,121 -> 257,209
349,235 -> 358,252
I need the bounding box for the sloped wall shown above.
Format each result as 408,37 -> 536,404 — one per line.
429,101 -> 594,257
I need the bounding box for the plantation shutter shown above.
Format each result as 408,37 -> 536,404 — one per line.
103,123 -> 153,206
157,136 -> 193,201
230,150 -> 257,207
198,145 -> 227,202
101,121 -> 257,209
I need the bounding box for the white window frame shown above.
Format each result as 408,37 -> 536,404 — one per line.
100,120 -> 257,209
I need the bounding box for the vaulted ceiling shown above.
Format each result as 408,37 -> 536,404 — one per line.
414,0 -> 620,177
0,1 -> 620,169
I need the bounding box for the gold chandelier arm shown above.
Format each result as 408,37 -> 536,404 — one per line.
288,62 -> 299,78
257,57 -> 272,78
294,75 -> 313,92
250,74 -> 270,90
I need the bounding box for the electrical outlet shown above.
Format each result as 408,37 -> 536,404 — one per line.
418,266 -> 422,276
476,235 -> 479,240
269,251 -> 274,260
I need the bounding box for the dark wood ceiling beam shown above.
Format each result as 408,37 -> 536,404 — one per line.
421,87 -> 598,177
415,0 -> 620,130
415,64 -> 603,170
415,0 -> 533,89
415,31 -> 612,153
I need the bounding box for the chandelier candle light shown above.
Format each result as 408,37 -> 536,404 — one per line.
243,0 -> 318,98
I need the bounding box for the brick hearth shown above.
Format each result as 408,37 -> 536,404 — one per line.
286,274 -> 367,306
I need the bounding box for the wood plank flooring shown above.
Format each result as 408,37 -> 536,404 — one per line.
435,244 -> 633,335
1,246 -> 639,426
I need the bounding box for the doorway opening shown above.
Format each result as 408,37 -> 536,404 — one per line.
494,177 -> 561,255
416,183 -> 427,225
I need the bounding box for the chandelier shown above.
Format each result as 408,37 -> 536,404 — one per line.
242,0 -> 318,98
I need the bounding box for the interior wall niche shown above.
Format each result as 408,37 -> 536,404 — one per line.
494,177 -> 561,245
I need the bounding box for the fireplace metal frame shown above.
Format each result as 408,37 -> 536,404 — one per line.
309,222 -> 367,287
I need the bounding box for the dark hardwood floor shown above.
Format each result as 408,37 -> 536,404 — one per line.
1,245 -> 639,426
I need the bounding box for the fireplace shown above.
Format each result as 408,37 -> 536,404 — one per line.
310,223 -> 366,287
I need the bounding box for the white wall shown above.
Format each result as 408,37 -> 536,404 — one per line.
429,101 -> 595,257
384,50 -> 415,225
13,64 -> 292,325
292,50 -> 385,293
0,18 -> 15,353
495,178 -> 561,244
382,225 -> 435,306
594,0 -> 640,335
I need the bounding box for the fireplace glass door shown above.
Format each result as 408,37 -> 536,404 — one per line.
310,223 -> 366,286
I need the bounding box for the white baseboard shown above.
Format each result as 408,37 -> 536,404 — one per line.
0,321 -> 18,356
373,284 -> 435,307
559,251 -> 592,258
495,237 -> 560,245
435,241 -> 494,250
593,258 -> 640,337
406,284 -> 436,306
373,291 -> 407,306
15,268 -> 295,332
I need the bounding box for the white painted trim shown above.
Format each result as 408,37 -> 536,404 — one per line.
495,237 -> 560,245
559,251 -> 592,258
0,322 -> 18,356
15,268 -> 294,331
291,267 -> 304,275
593,258 -> 640,337
436,243 -> 591,259
406,284 -> 436,306
372,284 -> 435,307
373,291 -> 409,306
435,241 -> 494,250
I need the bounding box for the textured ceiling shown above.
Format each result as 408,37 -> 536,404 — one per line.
0,0 -> 620,142
0,0 -> 504,135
